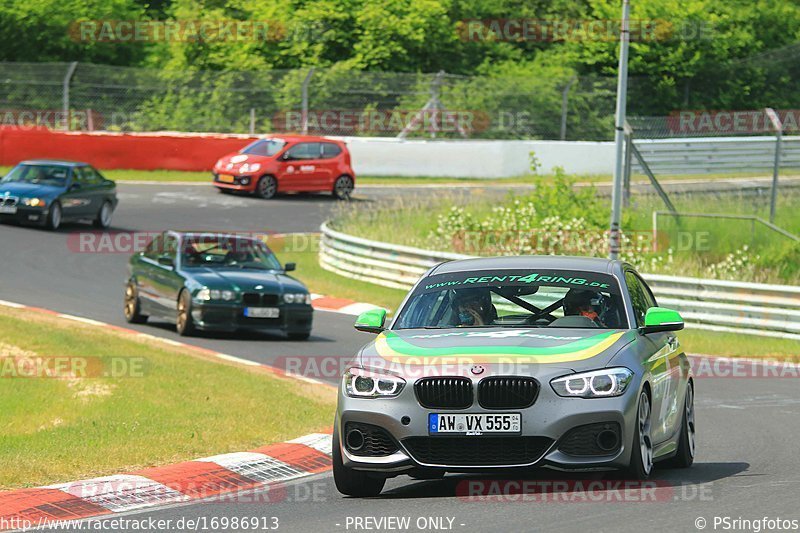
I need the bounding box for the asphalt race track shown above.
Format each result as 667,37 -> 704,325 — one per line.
2,183 -> 799,532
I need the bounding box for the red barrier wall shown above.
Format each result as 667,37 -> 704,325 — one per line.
0,128 -> 258,171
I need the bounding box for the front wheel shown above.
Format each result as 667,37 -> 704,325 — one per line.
176,290 -> 196,336
623,390 -> 653,480
256,175 -> 278,199
332,425 -> 386,497
46,201 -> 62,231
93,201 -> 113,228
123,281 -> 148,324
332,175 -> 354,200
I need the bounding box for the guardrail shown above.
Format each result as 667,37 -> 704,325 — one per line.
320,222 -> 800,339
632,136 -> 800,175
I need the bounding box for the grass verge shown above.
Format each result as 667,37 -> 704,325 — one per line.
0,306 -> 335,490
677,329 -> 799,359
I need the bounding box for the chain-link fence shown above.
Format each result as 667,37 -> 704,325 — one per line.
0,61 -> 618,140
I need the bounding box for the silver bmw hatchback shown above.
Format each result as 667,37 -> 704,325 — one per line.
334,256 -> 695,496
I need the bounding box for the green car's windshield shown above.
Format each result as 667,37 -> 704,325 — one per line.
181,236 -> 283,271
1,164 -> 70,187
394,269 -> 628,330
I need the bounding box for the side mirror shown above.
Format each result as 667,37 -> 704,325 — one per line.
284,262 -> 296,272
355,308 -> 387,334
157,255 -> 174,268
69,182 -> 82,191
280,152 -> 292,161
640,307 -> 684,335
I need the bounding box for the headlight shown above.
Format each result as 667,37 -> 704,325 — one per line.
195,288 -> 236,301
284,293 -> 310,304
249,163 -> 261,172
343,367 -> 405,398
22,198 -> 47,207
240,163 -> 249,173
550,368 -> 633,398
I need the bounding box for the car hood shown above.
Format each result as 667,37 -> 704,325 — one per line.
358,327 -> 637,377
0,182 -> 63,198
183,268 -> 306,293
214,152 -> 274,174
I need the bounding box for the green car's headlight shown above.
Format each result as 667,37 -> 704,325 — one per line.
551,368 -> 633,398
283,293 -> 311,304
343,367 -> 405,398
196,288 -> 236,301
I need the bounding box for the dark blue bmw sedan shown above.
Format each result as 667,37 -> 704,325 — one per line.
0,159 -> 118,230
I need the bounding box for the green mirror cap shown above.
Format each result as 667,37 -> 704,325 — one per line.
644,307 -> 684,328
355,308 -> 387,329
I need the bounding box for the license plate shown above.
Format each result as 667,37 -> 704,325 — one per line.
429,413 -> 521,435
0,206 -> 17,214
218,174 -> 235,183
244,307 -> 279,318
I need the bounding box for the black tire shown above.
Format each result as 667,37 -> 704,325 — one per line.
663,381 -> 696,468
332,425 -> 386,497
256,175 -> 278,199
46,201 -> 62,231
288,331 -> 311,341
623,389 -> 654,480
123,281 -> 148,324
176,289 -> 196,336
332,175 -> 354,200
93,200 -> 113,228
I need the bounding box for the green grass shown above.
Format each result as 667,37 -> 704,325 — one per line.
678,329 -> 800,359
0,307 -> 334,489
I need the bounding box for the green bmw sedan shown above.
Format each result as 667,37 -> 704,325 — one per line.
124,231 -> 313,339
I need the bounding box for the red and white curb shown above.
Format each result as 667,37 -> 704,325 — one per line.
0,433 -> 333,528
309,293 -> 387,316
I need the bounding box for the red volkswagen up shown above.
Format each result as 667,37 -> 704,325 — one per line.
212,135 -> 355,199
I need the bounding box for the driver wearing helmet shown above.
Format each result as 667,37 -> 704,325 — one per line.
563,289 -> 607,327
453,288 -> 496,326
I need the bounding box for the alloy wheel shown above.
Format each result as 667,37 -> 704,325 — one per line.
638,392 -> 654,475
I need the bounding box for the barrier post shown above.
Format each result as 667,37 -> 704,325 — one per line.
62,62 -> 78,131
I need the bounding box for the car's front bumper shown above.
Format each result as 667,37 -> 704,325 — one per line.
0,206 -> 48,225
336,374 -> 641,474
190,301 -> 313,334
212,173 -> 256,192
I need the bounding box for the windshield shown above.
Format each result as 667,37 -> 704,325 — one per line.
394,269 -> 628,330
180,236 -> 283,271
1,164 -> 70,187
240,139 -> 286,157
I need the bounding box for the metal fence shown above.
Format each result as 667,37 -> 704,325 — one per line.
319,222 -> 800,339
0,61 -> 620,139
